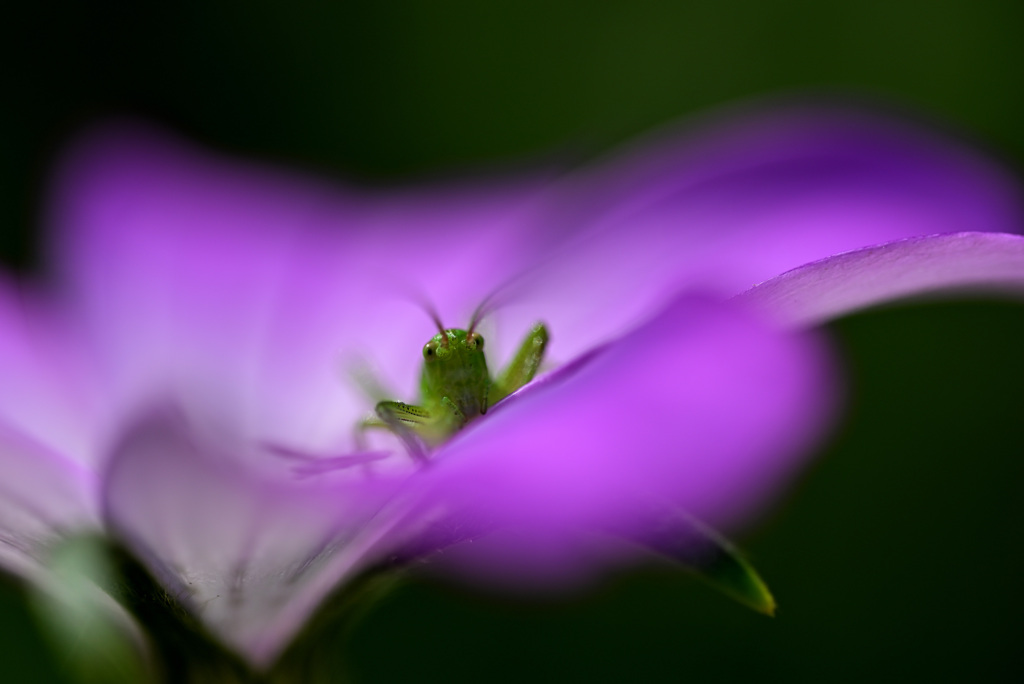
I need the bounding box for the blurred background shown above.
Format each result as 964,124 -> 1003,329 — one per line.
3,1 -> 1024,681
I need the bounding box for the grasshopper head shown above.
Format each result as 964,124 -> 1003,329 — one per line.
421,327 -> 490,420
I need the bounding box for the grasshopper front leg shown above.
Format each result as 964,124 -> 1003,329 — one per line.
438,396 -> 468,435
488,322 -> 549,406
371,397 -> 469,461
366,401 -> 432,463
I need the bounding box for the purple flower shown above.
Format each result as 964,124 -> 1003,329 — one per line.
2,101 -> 1023,670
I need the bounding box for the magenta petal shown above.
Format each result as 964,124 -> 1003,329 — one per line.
738,232 -> 1024,326
0,421 -> 98,579
48,125 -> 547,454
493,104 -> 1024,360
420,296 -> 835,580
0,279 -> 105,464
102,407 -> 409,666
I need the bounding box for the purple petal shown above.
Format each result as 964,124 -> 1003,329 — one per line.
47,124 -> 549,456
417,296 -> 835,583
491,103 -> 1024,361
0,420 -> 99,580
737,232 -> 1024,326
102,406 -> 414,666
0,279 -> 106,465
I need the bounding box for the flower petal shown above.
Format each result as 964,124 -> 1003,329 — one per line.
0,421 -> 98,580
737,232 -> 1024,327
0,280 -> 102,581
48,124 -> 548,455
492,103 -> 1024,361
418,295 -> 835,583
0,278 -> 104,464
101,406 -> 411,666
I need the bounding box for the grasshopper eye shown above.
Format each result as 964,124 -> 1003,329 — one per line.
423,342 -> 437,359
467,333 -> 484,350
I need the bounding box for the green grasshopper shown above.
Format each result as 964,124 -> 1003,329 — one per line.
361,315 -> 549,460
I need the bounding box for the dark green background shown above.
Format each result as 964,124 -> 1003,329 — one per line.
4,1 -> 1024,681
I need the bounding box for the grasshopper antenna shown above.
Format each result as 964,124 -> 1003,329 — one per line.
467,281 -> 516,337
411,297 -> 449,348
467,302 -> 487,338
428,306 -> 449,347
381,280 -> 451,347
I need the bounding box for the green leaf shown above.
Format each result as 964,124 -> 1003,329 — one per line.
610,507 -> 776,616
29,535 -> 155,684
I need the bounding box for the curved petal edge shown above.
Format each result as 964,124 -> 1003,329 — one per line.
737,232 -> 1024,327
